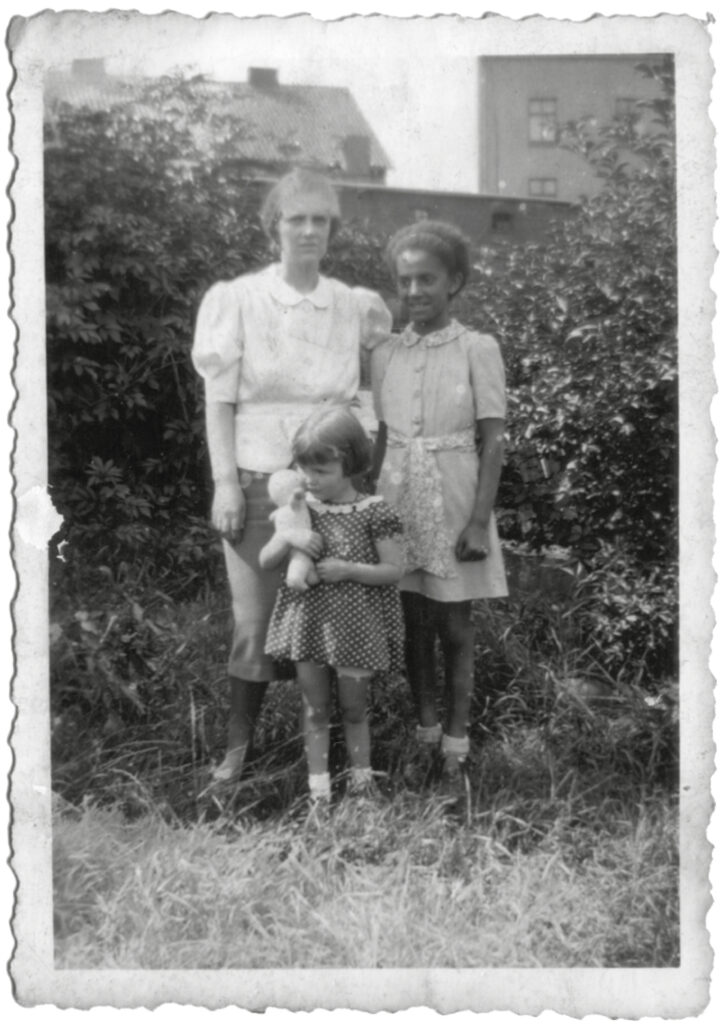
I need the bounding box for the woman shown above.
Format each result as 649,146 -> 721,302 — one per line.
192,168 -> 392,784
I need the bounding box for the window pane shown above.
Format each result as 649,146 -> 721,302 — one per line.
529,97 -> 558,143
528,177 -> 558,197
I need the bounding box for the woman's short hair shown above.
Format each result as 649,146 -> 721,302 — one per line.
292,405 -> 372,478
260,168 -> 342,243
385,219 -> 471,296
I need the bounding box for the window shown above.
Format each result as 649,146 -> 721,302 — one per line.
528,178 -> 558,198
528,98 -> 558,145
491,211 -> 513,233
413,208 -> 430,222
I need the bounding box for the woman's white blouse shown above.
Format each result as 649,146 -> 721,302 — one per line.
192,264 -> 392,472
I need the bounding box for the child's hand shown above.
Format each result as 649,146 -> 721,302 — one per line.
281,529 -> 324,558
316,558 -> 351,583
455,522 -> 489,562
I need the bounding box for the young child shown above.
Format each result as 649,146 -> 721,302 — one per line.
371,220 -> 508,795
261,405 -> 405,810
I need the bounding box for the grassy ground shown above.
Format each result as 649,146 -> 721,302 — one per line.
50,566 -> 679,969
53,760 -> 678,969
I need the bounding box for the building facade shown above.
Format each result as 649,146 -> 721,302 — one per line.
478,54 -> 667,203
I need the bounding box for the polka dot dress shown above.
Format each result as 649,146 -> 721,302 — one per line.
265,496 -> 405,672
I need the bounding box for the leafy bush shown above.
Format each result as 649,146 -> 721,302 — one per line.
45,77 -> 398,593
45,79 -> 261,590
457,59 -> 676,570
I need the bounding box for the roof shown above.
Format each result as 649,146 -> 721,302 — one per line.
196,80 -> 391,172
44,68 -> 138,113
44,70 -> 391,173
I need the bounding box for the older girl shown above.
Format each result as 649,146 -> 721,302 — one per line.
371,220 -> 508,795
192,169 -> 391,784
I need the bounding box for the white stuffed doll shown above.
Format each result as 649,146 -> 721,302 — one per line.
267,469 -> 319,591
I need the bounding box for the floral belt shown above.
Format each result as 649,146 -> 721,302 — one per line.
386,428 -> 477,578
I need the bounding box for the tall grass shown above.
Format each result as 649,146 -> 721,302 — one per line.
53,775 -> 678,969
50,558 -> 679,969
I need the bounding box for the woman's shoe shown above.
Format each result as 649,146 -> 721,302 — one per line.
436,753 -> 473,823
211,744 -> 248,785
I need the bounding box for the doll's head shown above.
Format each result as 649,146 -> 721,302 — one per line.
268,468 -> 307,508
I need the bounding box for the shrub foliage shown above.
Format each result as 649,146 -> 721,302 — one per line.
458,59 -> 676,570
45,75 -> 392,590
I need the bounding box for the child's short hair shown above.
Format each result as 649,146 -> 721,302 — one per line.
292,405 -> 372,478
260,168 -> 342,243
385,220 -> 471,296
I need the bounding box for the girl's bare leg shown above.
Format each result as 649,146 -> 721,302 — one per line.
401,592 -> 439,728
437,601 -> 475,740
296,661 -> 333,777
337,671 -> 372,770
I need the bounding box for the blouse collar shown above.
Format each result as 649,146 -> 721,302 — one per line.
400,319 -> 467,349
267,264 -> 332,309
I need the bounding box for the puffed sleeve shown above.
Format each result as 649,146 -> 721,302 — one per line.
191,281 -> 244,404
469,332 -> 507,420
370,338 -> 395,421
369,499 -> 404,542
353,287 -> 394,351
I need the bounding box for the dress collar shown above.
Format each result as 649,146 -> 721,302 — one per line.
267,264 -> 332,309
400,319 -> 467,348
308,494 -> 382,514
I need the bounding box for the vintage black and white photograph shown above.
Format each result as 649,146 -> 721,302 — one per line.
6,3 -> 717,1015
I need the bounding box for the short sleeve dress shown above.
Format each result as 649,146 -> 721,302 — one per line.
371,319 -> 509,603
265,496 -> 405,673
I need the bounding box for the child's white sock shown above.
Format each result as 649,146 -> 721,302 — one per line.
416,723 -> 443,746
308,772 -> 331,802
349,766 -> 374,787
441,734 -> 470,759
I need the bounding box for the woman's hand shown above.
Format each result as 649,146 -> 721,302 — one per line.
212,481 -> 246,543
455,521 -> 490,562
316,558 -> 351,583
281,529 -> 324,559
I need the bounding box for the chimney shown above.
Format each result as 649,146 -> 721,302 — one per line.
71,59 -> 107,83
342,134 -> 371,178
249,67 -> 279,90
